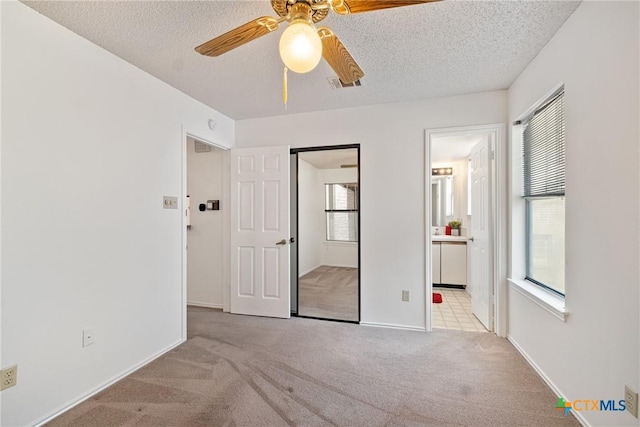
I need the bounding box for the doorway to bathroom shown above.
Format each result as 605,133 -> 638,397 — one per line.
290,145 -> 360,323
425,124 -> 506,335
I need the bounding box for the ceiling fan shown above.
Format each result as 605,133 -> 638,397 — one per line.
195,0 -> 441,85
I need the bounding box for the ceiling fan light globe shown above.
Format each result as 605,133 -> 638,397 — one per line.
279,20 -> 322,73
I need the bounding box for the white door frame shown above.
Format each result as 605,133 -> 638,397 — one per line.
181,128 -> 231,342
424,123 -> 507,337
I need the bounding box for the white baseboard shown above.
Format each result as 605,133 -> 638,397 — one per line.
360,321 -> 426,332
322,263 -> 358,269
507,335 -> 587,427
34,338 -> 184,426
187,301 -> 223,309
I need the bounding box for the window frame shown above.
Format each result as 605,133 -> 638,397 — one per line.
520,87 -> 566,297
324,182 -> 359,243
524,197 -> 565,296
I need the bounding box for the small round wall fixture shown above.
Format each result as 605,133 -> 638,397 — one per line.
208,119 -> 217,130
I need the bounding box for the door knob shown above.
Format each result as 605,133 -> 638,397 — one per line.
469,236 -> 475,242
276,239 -> 287,245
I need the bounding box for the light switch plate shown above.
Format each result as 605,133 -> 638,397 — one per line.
163,196 -> 178,209
83,328 -> 95,347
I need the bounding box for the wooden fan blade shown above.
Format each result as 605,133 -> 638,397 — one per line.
195,17 -> 279,57
332,0 -> 440,15
318,27 -> 364,84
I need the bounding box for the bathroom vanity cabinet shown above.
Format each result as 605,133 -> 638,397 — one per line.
432,237 -> 467,287
432,243 -> 441,284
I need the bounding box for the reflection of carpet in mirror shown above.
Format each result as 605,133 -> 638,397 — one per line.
298,266 -> 358,321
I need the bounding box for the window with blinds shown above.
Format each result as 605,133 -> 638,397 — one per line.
522,88 -> 565,295
325,183 -> 358,242
523,90 -> 565,198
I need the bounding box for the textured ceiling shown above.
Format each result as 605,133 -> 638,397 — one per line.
432,134 -> 484,163
22,0 -> 580,120
298,148 -> 358,169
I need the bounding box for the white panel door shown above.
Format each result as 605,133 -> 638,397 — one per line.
470,137 -> 493,330
230,146 -> 290,318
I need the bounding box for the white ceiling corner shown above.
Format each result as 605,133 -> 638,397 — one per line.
21,0 -> 581,120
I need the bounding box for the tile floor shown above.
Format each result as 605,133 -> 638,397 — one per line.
432,288 -> 488,332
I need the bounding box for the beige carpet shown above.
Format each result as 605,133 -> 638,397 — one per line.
298,266 -> 358,321
47,307 -> 580,427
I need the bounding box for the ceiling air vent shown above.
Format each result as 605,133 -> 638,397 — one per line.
194,141 -> 211,153
327,76 -> 363,89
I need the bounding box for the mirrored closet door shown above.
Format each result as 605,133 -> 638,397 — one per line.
292,146 -> 360,322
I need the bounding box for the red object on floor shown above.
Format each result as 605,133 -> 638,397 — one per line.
445,225 -> 451,235
432,293 -> 443,304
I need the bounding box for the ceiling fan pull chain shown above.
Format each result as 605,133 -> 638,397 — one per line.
283,66 -> 288,110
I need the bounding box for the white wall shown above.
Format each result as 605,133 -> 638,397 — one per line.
319,167 -> 358,185
507,2 -> 639,426
237,91 -> 507,329
297,159 -> 323,275
0,1 -> 3,420
0,0 -> 5,425
1,3 -> 234,425
321,242 -> 358,269
319,168 -> 358,268
186,138 -> 224,308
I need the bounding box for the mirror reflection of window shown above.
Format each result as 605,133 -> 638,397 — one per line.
445,176 -> 453,217
467,157 -> 472,216
432,181 -> 442,226
325,183 -> 358,242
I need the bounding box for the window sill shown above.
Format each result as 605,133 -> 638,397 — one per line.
508,278 -> 567,322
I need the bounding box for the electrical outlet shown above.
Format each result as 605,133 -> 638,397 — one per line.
625,385 -> 638,418
402,290 -> 410,302
1,365 -> 18,391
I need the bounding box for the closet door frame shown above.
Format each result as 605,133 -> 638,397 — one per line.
290,144 -> 360,324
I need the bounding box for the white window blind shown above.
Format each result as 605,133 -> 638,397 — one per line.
523,90 -> 565,198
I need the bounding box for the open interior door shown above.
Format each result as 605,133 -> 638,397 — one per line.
230,146 -> 290,318
469,137 -> 493,330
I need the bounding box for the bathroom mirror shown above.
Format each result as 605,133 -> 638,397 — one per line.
432,175 -> 454,226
